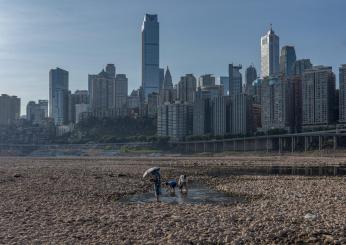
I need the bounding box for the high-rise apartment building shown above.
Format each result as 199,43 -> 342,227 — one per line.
211,96 -> 231,136
193,89 -> 212,136
49,67 -> 69,125
27,100 -> 48,124
245,65 -> 257,95
198,74 -> 216,88
280,46 -> 296,77
261,25 -> 280,78
159,67 -> 174,104
229,64 -> 242,98
231,94 -> 253,135
142,14 -> 160,99
302,66 -> 336,126
339,65 -> 346,123
293,59 -> 313,77
0,94 -> 20,126
68,90 -> 89,123
115,74 -> 128,116
177,74 -> 196,103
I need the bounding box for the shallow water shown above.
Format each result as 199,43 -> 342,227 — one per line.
119,182 -> 244,204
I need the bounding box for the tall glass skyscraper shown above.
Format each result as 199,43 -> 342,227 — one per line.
141,14 -> 160,100
280,45 -> 296,77
261,25 -> 280,78
49,67 -> 69,125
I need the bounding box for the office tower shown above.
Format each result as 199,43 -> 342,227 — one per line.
115,74 -> 128,116
68,90 -> 89,123
290,76 -> 303,132
293,59 -> 313,76
49,67 -> 69,125
220,76 -> 229,95
105,64 -> 116,78
177,74 -> 197,103
193,89 -> 212,135
302,66 -> 336,126
261,25 -> 280,78
0,94 -> 20,125
147,92 -> 159,117
198,74 -> 216,88
159,68 -> 165,89
211,96 -> 231,136
245,65 -> 257,94
142,14 -> 160,99
27,100 -> 48,124
229,64 -> 243,98
231,94 -> 253,135
89,69 -> 115,113
159,67 -> 174,104
280,46 -> 296,77
339,65 -> 346,123
252,104 -> 262,130
157,103 -> 169,137
251,78 -> 262,104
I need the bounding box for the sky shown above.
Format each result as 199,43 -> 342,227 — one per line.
0,0 -> 346,114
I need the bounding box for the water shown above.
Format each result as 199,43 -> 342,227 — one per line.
119,182 -> 244,205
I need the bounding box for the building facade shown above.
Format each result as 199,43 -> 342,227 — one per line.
115,74 -> 128,116
219,76 -> 229,95
231,94 -> 253,135
142,14 -> 160,99
198,74 -> 216,88
302,66 -> 336,126
280,45 -> 296,77
27,100 -> 48,124
211,96 -> 230,136
245,65 -> 257,95
177,74 -> 196,103
49,67 -> 69,125
0,94 -> 20,126
260,26 -> 280,78
229,64 -> 242,98
339,65 -> 346,123
293,59 -> 313,76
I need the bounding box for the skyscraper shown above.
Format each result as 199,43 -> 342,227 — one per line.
219,76 -> 229,95
198,74 -> 216,88
0,94 -> 20,126
280,46 -> 296,77
49,67 -> 69,125
302,66 -> 336,126
177,74 -> 197,104
245,65 -> 257,94
27,100 -> 48,124
338,65 -> 346,123
229,64 -> 242,98
261,25 -> 280,78
159,67 -> 174,104
293,59 -> 313,76
105,64 -> 116,78
115,74 -> 128,116
141,14 -> 160,100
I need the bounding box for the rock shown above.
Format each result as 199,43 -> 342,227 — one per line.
304,213 -> 317,221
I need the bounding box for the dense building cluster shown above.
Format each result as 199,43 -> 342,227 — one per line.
1,14 -> 345,143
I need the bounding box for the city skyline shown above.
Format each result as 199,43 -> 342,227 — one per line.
0,0 -> 346,112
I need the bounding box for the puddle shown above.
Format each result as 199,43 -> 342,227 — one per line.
119,182 -> 244,205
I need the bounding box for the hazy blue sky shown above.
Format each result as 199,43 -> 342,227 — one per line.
0,0 -> 345,112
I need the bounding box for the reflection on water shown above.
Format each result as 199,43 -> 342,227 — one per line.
120,182 -> 244,204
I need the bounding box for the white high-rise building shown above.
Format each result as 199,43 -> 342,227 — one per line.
261,25 -> 280,78
141,14 -> 160,100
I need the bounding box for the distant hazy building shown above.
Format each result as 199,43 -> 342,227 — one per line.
147,92 -> 159,118
159,67 -> 174,104
27,100 -> 48,124
159,68 -> 165,89
177,74 -> 196,103
0,94 -> 20,126
89,69 -> 115,113
302,66 -> 336,126
68,90 -> 89,123
293,59 -> 313,77
219,76 -> 229,95
75,104 -> 89,123
115,74 -> 128,116
157,102 -> 192,141
142,14 -> 160,99
245,65 -> 257,94
105,64 -> 116,78
231,94 -> 253,135
280,46 -> 296,77
193,89 -> 212,135
339,65 -> 346,123
229,64 -> 243,98
198,74 -> 216,88
211,96 -> 230,136
251,79 -> 262,104
261,25 -> 280,78
49,67 -> 69,125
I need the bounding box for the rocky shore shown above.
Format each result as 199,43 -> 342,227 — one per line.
0,157 -> 345,244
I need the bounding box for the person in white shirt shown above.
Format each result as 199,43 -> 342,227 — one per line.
178,175 -> 188,194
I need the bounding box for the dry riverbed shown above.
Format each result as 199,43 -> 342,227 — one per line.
0,157 -> 345,244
